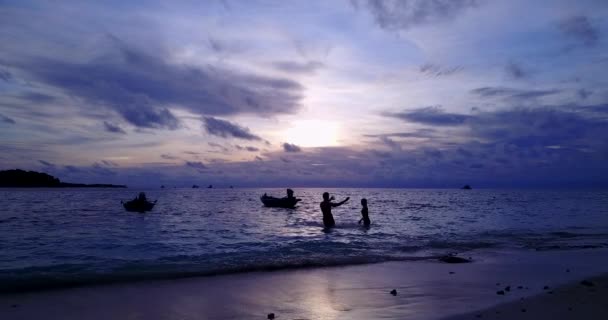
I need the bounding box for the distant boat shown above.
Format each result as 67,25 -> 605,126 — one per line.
208,184 -> 213,189
161,185 -> 165,189
122,199 -> 157,213
192,184 -> 199,189
260,194 -> 301,209
462,185 -> 472,190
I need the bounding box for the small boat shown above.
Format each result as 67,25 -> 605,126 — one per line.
260,194 -> 301,208
122,199 -> 157,213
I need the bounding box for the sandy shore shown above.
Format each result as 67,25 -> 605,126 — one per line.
443,274 -> 608,320
1,249 -> 608,320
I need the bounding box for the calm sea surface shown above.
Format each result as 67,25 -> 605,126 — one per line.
1,188 -> 607,291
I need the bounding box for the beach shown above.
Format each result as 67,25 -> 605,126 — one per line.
2,248 -> 607,320
3,0 -> 608,317
444,274 -> 608,320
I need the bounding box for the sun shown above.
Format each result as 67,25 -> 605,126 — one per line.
283,120 -> 340,148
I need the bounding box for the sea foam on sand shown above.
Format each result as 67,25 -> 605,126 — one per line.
1,249 -> 607,320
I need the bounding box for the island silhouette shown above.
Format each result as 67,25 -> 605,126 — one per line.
0,169 -> 126,188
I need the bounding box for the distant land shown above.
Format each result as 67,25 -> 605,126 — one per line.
0,169 -> 126,188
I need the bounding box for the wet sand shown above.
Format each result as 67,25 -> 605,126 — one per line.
1,249 -> 607,320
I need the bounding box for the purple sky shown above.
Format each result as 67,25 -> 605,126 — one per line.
1,0 -> 607,187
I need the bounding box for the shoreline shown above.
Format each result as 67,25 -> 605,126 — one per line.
0,255 -> 437,294
1,248 -> 607,319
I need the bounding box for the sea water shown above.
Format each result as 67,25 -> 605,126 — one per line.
1,188 -> 607,291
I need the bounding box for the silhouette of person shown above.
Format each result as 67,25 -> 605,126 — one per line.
320,192 -> 349,228
137,192 -> 147,203
286,189 -> 295,199
359,198 -> 371,226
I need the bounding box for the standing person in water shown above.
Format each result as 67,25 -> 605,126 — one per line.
136,192 -> 148,203
359,198 -> 371,226
320,192 -> 349,228
285,188 -> 295,199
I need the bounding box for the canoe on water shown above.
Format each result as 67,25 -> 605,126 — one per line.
122,199 -> 157,212
260,195 -> 301,209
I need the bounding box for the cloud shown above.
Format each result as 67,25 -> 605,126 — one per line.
203,117 -> 262,141
186,161 -> 207,170
99,160 -> 118,167
31,103 -> 608,187
235,145 -> 260,152
6,37 -> 303,129
18,92 -> 57,104
558,15 -> 599,47
103,121 -> 126,134
505,61 -> 528,79
371,149 -> 392,158
578,89 -> 592,100
356,0 -> 479,31
0,114 -> 16,124
0,69 -> 12,82
38,160 -> 55,167
379,136 -> 402,150
383,106 -> 470,126
419,63 -> 461,77
468,106 -> 607,148
64,165 -> 81,173
471,87 -> 561,100
161,154 -> 178,160
364,128 -> 437,139
91,162 -> 116,176
283,143 -> 302,152
207,142 -> 229,152
273,61 -> 325,74
207,37 -> 240,54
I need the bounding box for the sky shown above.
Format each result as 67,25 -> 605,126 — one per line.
1,0 -> 607,188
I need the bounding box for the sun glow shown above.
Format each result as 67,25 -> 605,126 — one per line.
283,120 -> 340,148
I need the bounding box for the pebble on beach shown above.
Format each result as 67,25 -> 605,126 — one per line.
390,289 -> 397,296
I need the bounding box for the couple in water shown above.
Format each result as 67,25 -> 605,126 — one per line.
320,192 -> 371,228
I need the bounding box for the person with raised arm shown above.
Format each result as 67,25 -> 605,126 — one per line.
320,192 -> 349,228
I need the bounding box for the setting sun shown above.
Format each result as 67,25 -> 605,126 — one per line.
283,120 -> 340,148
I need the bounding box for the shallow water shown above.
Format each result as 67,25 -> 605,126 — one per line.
1,188 -> 607,291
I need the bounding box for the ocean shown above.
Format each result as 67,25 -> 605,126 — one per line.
1,188 -> 607,292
